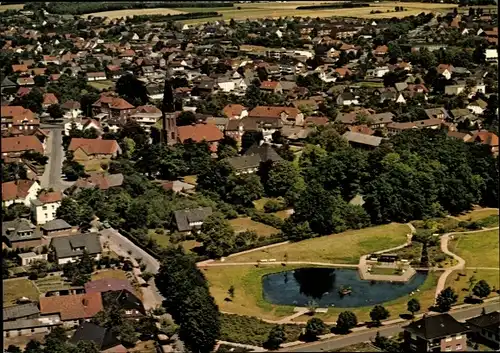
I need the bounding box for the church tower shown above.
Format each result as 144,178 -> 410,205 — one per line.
161,73 -> 177,145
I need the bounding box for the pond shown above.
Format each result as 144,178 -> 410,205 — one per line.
262,267 -> 427,308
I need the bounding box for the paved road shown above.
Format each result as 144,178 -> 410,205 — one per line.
284,301 -> 500,352
40,127 -> 72,191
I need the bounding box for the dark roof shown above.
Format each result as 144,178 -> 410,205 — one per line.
101,289 -> 146,315
69,322 -> 121,351
41,219 -> 72,231
174,207 -> 213,232
404,314 -> 469,339
226,143 -> 283,171
3,303 -> 40,321
342,131 -> 384,147
50,233 -> 102,259
2,219 -> 41,242
466,311 -> 500,332
1,76 -> 17,88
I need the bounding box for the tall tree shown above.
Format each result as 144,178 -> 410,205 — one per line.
472,280 -> 491,300
436,287 -> 458,312
370,305 -> 390,326
304,317 -> 327,341
265,325 -> 287,350
116,74 -> 148,106
197,213 -> 236,258
336,311 -> 358,333
407,298 -> 421,318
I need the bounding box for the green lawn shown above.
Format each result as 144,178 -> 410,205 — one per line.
34,276 -> 72,293
229,217 -> 279,237
370,267 -> 400,276
91,269 -> 129,281
448,229 -> 499,268
446,269 -> 500,303
457,208 -> 499,222
225,223 -> 410,264
148,229 -> 201,252
3,279 -> 40,307
88,80 -> 114,91
253,197 -> 273,211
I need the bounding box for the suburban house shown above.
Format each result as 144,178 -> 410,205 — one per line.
42,93 -> 59,109
260,81 -> 283,94
2,179 -> 41,207
174,207 -> 213,233
248,106 -> 304,126
31,191 -> 62,225
86,72 -> 107,81
129,105 -> 162,131
467,99 -> 488,115
2,218 -> 43,249
39,292 -> 103,328
60,100 -> 83,119
18,251 -> 48,266
50,233 -> 102,265
437,64 -> 455,80
177,123 -> 224,152
387,118 -> 445,134
403,313 -> 469,352
226,143 -> 283,175
92,95 -> 134,121
41,219 -> 78,237
1,106 -> 39,132
69,322 -> 127,353
73,173 -> 124,191
223,104 -> 248,119
336,92 -> 359,106
470,130 -> 499,155
68,138 -> 122,163
64,118 -> 102,136
101,290 -> 146,318
1,135 -> 44,159
342,131 -> 384,149
465,311 -> 500,349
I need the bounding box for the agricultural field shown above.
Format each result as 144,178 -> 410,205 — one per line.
0,4 -> 24,11
224,223 -> 410,264
3,278 -> 40,307
448,229 -> 499,269
84,8 -> 186,19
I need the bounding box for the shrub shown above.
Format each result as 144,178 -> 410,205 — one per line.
263,198 -> 286,213
251,211 -> 284,229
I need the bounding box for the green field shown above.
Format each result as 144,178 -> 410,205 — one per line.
457,208 -> 499,223
3,279 -> 40,307
229,217 -> 279,237
449,229 -> 499,268
225,223 -> 410,264
148,229 -> 200,252
91,269 -> 129,281
34,276 -> 72,293
446,269 -> 500,303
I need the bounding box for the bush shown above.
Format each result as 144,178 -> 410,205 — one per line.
251,211 -> 284,229
263,198 -> 286,213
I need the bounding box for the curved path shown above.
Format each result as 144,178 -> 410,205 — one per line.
434,227 -> 499,299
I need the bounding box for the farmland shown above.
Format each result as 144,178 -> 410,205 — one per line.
84,8 -> 186,19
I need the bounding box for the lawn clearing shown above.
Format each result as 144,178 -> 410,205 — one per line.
229,217 -> 279,237
253,197 -> 273,211
448,229 -> 499,268
3,278 -> 40,307
88,80 -> 114,91
225,223 -> 410,264
446,269 -> 500,304
273,209 -> 293,220
84,8 -> 186,19
91,269 -> 129,281
34,276 -> 72,293
148,229 -> 201,252
457,208 -> 499,222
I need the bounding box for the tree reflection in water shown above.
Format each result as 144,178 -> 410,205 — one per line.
293,267 -> 335,300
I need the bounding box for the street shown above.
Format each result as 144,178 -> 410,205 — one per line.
40,125 -> 72,191
284,302 -> 500,352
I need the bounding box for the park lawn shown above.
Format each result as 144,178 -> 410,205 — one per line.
84,8 -> 186,18
370,267 -> 400,276
3,279 -> 40,307
88,80 -> 114,91
225,223 -> 410,264
91,269 -> 129,281
34,276 -> 72,293
445,269 -> 500,304
457,208 -> 499,222
448,229 -> 499,268
203,264 -> 438,323
229,217 -> 279,237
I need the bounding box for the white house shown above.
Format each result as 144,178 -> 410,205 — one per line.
217,80 -> 236,93
467,100 -> 487,115
18,252 -> 48,266
373,66 -> 390,78
336,92 -> 359,106
2,180 -> 41,208
485,49 -> 498,63
86,72 -> 107,81
31,191 -> 62,225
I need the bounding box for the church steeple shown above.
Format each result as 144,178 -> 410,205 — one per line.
161,71 -> 177,145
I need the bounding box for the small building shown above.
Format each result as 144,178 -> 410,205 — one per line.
85,279 -> 135,295
101,289 -> 146,318
1,180 -> 41,208
342,131 -> 384,149
466,311 -> 500,349
174,207 -> 213,233
225,143 -> 283,175
1,135 -> 44,159
18,252 -> 48,266
3,303 -> 40,322
69,322 -> 127,353
403,313 -> 469,352
177,123 -> 224,152
50,233 -> 102,265
31,191 -> 63,225
68,138 -> 122,163
3,315 -> 62,339
2,218 -> 43,249
41,219 -> 78,237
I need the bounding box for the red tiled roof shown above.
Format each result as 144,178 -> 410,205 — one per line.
374,45 -> 388,53
87,72 -> 106,78
471,131 -> 499,147
17,87 -> 32,97
38,191 -> 62,204
93,96 -> 134,110
12,64 -> 28,72
348,125 -> 375,135
223,104 -> 247,119
305,116 -> 329,126
50,74 -> 61,81
248,106 -> 300,119
68,138 -> 120,155
132,105 -> 161,114
335,67 -> 352,77
84,279 -> 134,294
177,123 -> 224,143
260,81 -> 279,90
1,106 -> 34,118
437,64 -> 454,74
40,293 -> 103,321
1,135 -> 44,154
1,180 -> 37,201
43,93 -> 59,105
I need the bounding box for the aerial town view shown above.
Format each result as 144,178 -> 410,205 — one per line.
1,1 -> 498,352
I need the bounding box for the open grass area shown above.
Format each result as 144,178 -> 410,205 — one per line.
88,80 -> 114,91
148,229 -> 201,252
84,8 -> 186,18
253,197 -> 273,211
229,217 -> 279,237
81,159 -> 107,173
330,342 -> 381,352
0,4 -> 24,11
446,269 -> 500,304
370,267 -> 401,276
34,276 -> 72,293
225,223 -> 410,264
182,175 -> 197,186
457,208 -> 499,222
91,269 -> 129,281
448,229 -> 499,268
203,264 -> 438,322
3,279 -> 40,307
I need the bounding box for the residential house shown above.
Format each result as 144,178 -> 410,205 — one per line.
174,207 -> 213,233
470,130 -> 499,155
465,311 -> 500,349
1,106 -> 40,133
42,93 -> 58,109
39,292 -> 103,328
1,135 -> 44,159
336,92 -> 359,106
403,313 -> 469,352
17,77 -> 34,86
373,45 -> 388,56
206,117 -> 229,132
437,64 -> 454,80
68,138 -> 122,163
467,99 -> 487,115
425,108 -> 450,121
69,322 -> 127,353
177,123 -> 224,152
342,131 -> 384,149
73,173 -> 124,191
260,81 -> 283,94
85,279 -> 135,295
92,95 -> 134,121
248,106 -> 304,126
41,219 -> 78,238
158,180 -> 195,194
50,233 -> 102,265
387,118 -> 444,134
370,112 -> 395,129
3,315 -> 62,339
60,100 -> 82,119
1,76 -> 17,95
2,180 -> 41,207
129,105 -> 162,131
291,99 -> 319,113
18,252 -> 48,266
225,117 -> 283,144
86,72 -> 107,82
447,130 -> 472,142
485,48 -> 498,63
64,118 -> 102,136
225,143 -> 283,175
223,104 -> 248,120
2,218 -> 43,249
31,191 -> 63,225
101,290 -> 146,318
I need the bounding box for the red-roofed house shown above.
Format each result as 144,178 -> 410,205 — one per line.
470,130 -> 499,155
1,106 -> 39,133
31,191 -> 63,225
2,180 -> 41,207
84,278 -> 135,294
1,135 -> 44,159
40,292 -> 103,327
260,81 -> 282,94
42,93 -> 59,109
92,95 -> 134,121
373,45 -> 389,56
248,106 -> 304,126
437,64 -> 454,80
223,104 -> 248,120
12,64 -> 29,73
177,123 -> 224,152
68,138 -> 122,163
